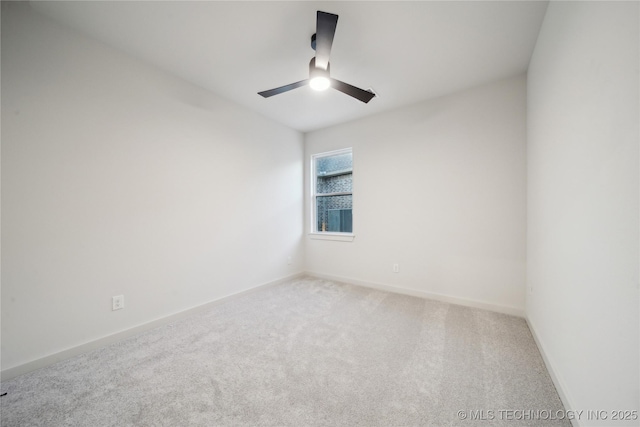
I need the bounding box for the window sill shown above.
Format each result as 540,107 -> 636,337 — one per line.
308,232 -> 355,242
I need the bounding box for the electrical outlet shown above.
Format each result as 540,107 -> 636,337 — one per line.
393,263 -> 399,273
112,295 -> 124,311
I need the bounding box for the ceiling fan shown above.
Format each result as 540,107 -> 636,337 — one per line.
258,11 -> 376,104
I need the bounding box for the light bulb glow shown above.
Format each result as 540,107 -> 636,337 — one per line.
309,76 -> 330,91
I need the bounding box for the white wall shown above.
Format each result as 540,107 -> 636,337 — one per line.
1,4 -> 304,372
305,75 -> 527,315
527,2 -> 639,425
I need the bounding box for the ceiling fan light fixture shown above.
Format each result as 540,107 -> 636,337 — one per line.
309,57 -> 330,91
310,76 -> 330,91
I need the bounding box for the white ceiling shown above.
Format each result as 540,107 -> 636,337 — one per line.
30,1 -> 548,133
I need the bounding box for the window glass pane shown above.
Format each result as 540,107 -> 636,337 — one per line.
316,172 -> 352,194
316,195 -> 352,232
316,153 -> 352,177
313,149 -> 353,234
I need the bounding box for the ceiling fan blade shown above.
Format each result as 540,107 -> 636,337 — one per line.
330,79 -> 376,103
258,80 -> 309,98
315,11 -> 338,70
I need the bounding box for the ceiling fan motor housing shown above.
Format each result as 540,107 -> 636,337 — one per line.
309,57 -> 330,78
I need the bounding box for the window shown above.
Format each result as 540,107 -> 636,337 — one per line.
311,148 -> 353,238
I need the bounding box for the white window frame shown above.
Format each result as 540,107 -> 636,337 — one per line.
309,148 -> 355,242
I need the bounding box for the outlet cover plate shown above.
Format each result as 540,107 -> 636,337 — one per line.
112,295 -> 124,311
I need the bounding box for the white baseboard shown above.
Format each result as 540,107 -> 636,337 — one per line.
304,271 -> 525,318
1,272 -> 305,381
526,316 -> 579,427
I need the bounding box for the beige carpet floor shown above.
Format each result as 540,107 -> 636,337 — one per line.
0,276 -> 569,426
